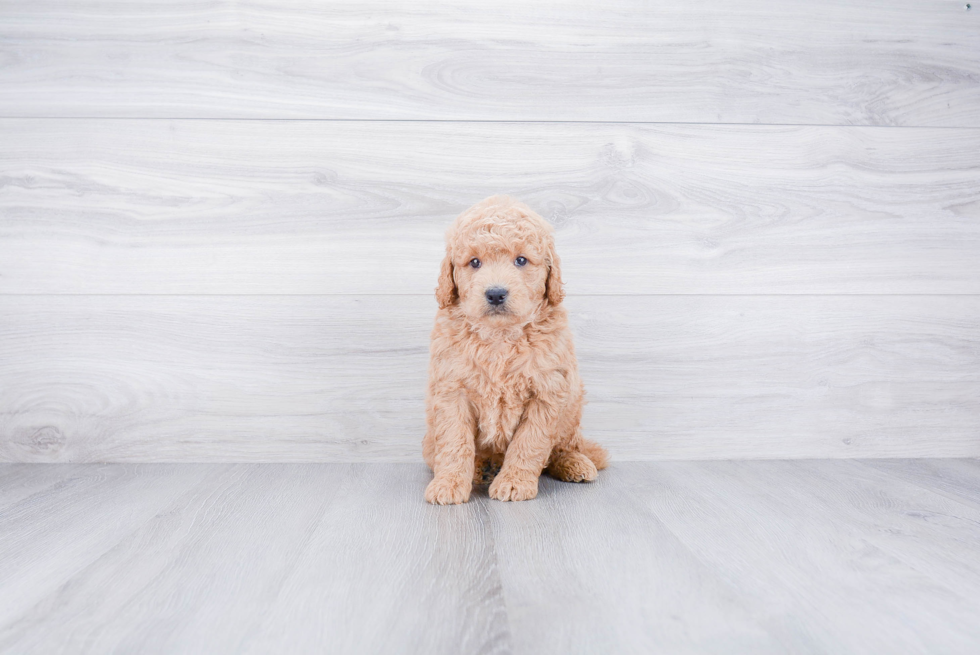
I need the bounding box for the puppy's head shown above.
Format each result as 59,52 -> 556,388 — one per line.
436,196 -> 563,325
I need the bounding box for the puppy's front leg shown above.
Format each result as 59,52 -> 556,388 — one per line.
425,390 -> 476,505
490,399 -> 556,502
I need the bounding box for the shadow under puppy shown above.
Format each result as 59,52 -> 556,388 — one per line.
423,196 -> 608,504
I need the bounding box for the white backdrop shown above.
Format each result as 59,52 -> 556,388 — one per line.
1,0 -> 979,461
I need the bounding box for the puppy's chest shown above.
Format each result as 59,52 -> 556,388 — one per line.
465,347 -> 534,450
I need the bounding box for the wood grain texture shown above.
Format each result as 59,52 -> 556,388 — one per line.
789,459 -> 980,605
0,463 -> 82,511
2,295 -> 978,463
0,464 -> 213,628
864,457 -> 980,509
2,461 -> 980,653
2,119 -> 979,295
240,464 -> 511,654
640,459 -> 980,653
486,465 -> 783,653
1,0 -> 978,125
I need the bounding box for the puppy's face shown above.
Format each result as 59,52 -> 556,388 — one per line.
455,241 -> 549,325
437,197 -> 564,324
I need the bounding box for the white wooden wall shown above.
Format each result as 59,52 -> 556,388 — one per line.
1,1 -> 978,462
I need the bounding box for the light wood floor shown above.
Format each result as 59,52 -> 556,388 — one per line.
2,459 -> 979,654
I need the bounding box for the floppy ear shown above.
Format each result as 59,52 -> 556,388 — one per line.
545,245 -> 565,305
435,254 -> 458,309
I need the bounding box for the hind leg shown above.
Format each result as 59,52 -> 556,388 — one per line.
473,451 -> 504,485
547,449 -> 598,482
547,395 -> 607,483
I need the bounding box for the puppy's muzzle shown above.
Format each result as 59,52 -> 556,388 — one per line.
485,287 -> 508,307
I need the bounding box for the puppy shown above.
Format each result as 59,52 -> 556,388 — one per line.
423,196 -> 607,504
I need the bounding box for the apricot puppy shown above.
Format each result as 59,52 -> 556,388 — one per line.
423,196 -> 608,504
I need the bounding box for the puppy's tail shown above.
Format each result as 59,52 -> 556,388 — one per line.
578,438 -> 609,470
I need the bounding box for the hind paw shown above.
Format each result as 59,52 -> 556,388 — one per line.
548,452 -> 598,482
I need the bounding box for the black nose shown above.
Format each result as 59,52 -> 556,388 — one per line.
485,287 -> 508,306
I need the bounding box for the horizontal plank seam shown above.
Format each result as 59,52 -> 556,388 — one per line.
2,459 -> 974,466
33,457 -> 974,464
2,293 -> 980,298
2,117 -> 980,130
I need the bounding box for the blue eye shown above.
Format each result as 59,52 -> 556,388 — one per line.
515,256 -> 528,267
469,258 -> 481,269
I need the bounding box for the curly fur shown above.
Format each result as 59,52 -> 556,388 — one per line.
423,195 -> 608,504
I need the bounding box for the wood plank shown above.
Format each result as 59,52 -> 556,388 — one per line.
789,459 -> 980,601
0,463 -> 89,511
2,120 -> 979,295
3,462 -> 980,653
0,464 -> 350,654
1,0 -> 978,125
0,464 -> 214,629
240,464 -> 510,654
640,460 -> 980,652
862,458 -> 980,509
0,464 -> 510,653
487,467 -> 785,653
1,295 -> 977,462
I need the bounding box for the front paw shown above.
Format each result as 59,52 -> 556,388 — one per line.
489,471 -> 538,502
425,475 -> 471,505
